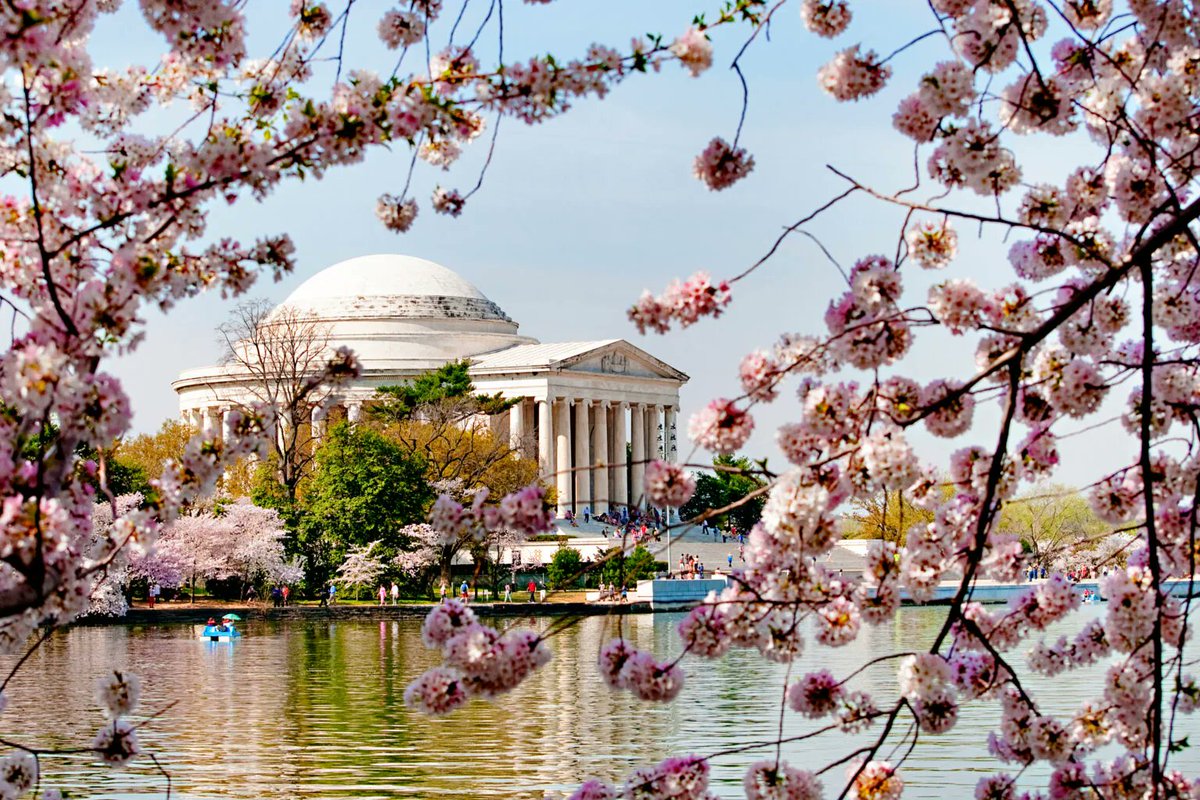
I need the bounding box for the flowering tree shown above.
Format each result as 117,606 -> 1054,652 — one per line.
0,0 -> 654,789
4,0 -> 1198,798
408,2 -> 1200,800
335,540 -> 386,600
158,500 -> 301,599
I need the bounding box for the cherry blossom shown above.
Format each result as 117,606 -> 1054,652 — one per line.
818,46 -> 891,101
688,398 -> 754,454
670,28 -> 713,78
643,460 -> 696,508
692,137 -> 756,191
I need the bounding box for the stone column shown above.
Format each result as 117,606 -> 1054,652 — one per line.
311,405 -> 326,445
202,406 -> 219,439
554,398 -> 572,517
630,403 -> 645,508
612,402 -> 628,512
220,406 -> 234,442
664,405 -> 678,462
643,407 -> 662,462
573,399 -> 590,515
593,401 -> 609,514
346,401 -> 363,426
537,398 -> 554,480
509,399 -> 526,453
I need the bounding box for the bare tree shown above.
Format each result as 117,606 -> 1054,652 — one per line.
217,299 -> 354,502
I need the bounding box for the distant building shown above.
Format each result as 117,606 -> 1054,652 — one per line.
173,254 -> 688,517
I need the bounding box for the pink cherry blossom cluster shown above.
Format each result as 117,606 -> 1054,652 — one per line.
570,754 -> 713,800
405,600 -> 551,714
629,270 -> 733,334
91,670 -> 143,768
669,28 -> 713,78
597,638 -> 685,703
643,459 -> 696,508
692,137 -> 756,191
428,485 -> 555,544
800,0 -> 852,39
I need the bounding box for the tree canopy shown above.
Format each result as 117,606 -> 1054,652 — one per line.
999,484 -> 1111,572
370,360 -> 515,424
298,423 -> 432,588
679,454 -> 767,532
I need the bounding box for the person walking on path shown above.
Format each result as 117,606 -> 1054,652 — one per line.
282,585 -> 290,606
390,582 -> 399,605
439,581 -> 447,603
539,582 -> 547,603
527,579 -> 537,602
460,580 -> 469,602
378,584 -> 387,606
503,583 -> 512,602
328,584 -> 337,605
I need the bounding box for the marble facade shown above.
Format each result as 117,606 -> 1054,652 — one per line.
173,255 -> 688,517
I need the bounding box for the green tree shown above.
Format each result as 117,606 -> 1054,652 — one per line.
298,423 -> 432,589
369,360 -> 514,424
680,454 -> 767,532
999,484 -> 1109,572
600,545 -> 659,587
546,546 -> 584,590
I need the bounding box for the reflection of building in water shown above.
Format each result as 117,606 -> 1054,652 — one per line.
173,254 -> 688,519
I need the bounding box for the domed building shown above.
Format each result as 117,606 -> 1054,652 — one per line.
173,254 -> 688,516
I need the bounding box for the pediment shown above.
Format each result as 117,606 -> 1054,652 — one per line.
558,341 -> 687,382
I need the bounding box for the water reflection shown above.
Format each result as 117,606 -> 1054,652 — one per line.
2,607 -> 1195,799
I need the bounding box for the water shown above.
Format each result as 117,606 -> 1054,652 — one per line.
2,606 -> 1195,798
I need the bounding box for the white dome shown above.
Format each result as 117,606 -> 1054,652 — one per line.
280,254 -> 513,323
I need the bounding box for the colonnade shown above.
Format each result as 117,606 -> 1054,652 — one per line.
509,397 -> 678,518
181,399 -> 366,443
184,394 -> 681,520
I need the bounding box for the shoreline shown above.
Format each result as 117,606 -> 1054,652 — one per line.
76,601 -> 656,627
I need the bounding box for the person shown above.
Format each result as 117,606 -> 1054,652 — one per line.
318,585 -> 329,608
281,585 -> 290,606
390,582 -> 399,605
460,580 -> 469,601
439,581 -> 448,603
539,582 -> 547,603
148,583 -> 159,608
503,582 -> 512,602
583,505 -> 591,524
620,585 -> 628,603
727,553 -> 733,570
528,579 -> 537,602
378,584 -> 387,606
328,584 -> 337,606
244,585 -> 256,603
271,586 -> 282,607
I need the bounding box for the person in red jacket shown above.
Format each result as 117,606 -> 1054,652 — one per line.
527,579 -> 537,603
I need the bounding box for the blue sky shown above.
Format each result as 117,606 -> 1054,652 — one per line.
101,1 -> 1136,489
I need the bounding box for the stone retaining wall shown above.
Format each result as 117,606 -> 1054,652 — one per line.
77,601 -> 653,627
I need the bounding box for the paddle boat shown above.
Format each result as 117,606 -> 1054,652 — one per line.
200,614 -> 242,641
